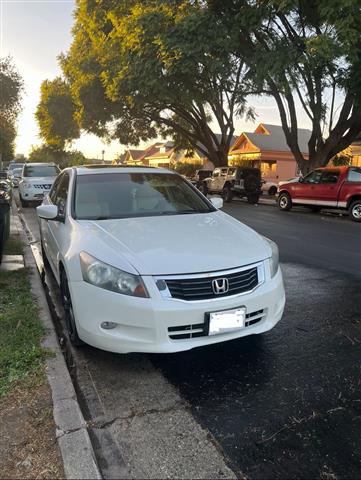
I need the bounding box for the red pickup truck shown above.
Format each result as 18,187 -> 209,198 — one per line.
277,166 -> 361,222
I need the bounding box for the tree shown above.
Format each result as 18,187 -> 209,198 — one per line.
36,77 -> 80,150
0,56 -> 23,162
60,0 -> 253,166
29,144 -> 87,168
209,0 -> 361,174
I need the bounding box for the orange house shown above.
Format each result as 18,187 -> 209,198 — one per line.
229,123 -> 311,182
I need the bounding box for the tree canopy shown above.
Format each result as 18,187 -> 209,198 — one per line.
209,0 -> 361,172
28,144 -> 87,168
0,56 -> 23,162
36,77 -> 80,150
60,0 -> 253,166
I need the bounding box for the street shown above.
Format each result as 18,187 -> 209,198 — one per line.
18,196 -> 361,479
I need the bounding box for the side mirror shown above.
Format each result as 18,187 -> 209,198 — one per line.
210,196 -> 223,209
37,204 -> 60,221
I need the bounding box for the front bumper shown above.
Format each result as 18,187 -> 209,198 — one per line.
20,186 -> 52,201
69,267 -> 285,354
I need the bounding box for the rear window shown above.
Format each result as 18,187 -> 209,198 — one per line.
347,168 -> 361,182
23,165 -> 59,177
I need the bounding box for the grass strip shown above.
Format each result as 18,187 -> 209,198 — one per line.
0,267 -> 48,396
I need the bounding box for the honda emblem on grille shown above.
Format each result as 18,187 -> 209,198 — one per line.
212,278 -> 229,294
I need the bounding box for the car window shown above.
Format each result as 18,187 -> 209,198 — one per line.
320,171 -> 340,184
221,168 -> 228,176
213,169 -> 220,178
303,170 -> 323,184
228,168 -> 236,176
49,174 -> 63,203
54,173 -> 70,215
23,165 -> 60,177
74,173 -> 213,220
347,168 -> 361,182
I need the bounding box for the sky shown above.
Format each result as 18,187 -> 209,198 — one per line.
1,0 -> 312,160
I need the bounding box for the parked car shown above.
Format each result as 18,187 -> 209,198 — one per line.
0,172 -> 12,200
8,162 -> 25,175
37,166 -> 285,353
9,167 -> 23,188
200,167 -> 262,204
19,163 -> 60,207
277,166 -> 361,221
0,179 -> 11,264
190,169 -> 213,188
261,180 -> 278,196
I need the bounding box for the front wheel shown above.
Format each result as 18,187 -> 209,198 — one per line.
349,199 -> 361,222
60,270 -> 84,346
278,192 -> 292,211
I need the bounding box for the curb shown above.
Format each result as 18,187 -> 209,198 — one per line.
12,205 -> 102,480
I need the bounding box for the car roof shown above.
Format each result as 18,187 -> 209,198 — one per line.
316,166 -> 350,172
24,162 -> 57,166
73,165 -> 173,175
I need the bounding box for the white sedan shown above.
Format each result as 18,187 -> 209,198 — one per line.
37,166 -> 285,354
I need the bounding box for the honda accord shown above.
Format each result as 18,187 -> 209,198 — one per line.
37,166 -> 285,353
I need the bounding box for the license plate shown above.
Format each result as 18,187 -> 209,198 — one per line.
208,307 -> 246,335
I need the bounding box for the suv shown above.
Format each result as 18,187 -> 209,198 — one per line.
19,163 -> 60,207
277,166 -> 361,221
200,167 -> 262,204
190,169 -> 213,188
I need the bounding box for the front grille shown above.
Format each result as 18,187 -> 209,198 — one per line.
168,309 -> 265,340
34,184 -> 52,189
163,266 -> 258,301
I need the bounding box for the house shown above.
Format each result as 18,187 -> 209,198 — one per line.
229,123 -> 311,182
350,133 -> 361,167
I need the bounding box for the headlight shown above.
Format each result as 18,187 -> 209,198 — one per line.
22,182 -> 31,188
263,237 -> 279,278
80,251 -> 149,298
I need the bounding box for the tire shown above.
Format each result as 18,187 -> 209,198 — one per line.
60,270 -> 84,346
199,182 -> 208,196
20,195 -> 29,208
349,199 -> 361,222
268,186 -> 277,196
278,192 -> 292,211
222,185 -> 233,203
247,194 -> 259,205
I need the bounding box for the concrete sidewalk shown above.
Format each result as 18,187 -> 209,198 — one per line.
10,203 -> 102,479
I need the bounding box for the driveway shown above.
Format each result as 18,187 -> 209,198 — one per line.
17,194 -> 361,479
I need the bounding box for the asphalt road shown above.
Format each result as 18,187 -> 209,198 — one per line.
17,195 -> 361,479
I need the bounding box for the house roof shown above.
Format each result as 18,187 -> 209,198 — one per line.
232,124 -> 311,154
129,149 -> 146,161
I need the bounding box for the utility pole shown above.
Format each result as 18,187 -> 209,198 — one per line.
101,150 -> 105,164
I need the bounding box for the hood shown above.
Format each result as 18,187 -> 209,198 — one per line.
79,211 -> 270,275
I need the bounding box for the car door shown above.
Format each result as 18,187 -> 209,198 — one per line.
46,172 -> 70,270
315,170 -> 340,205
208,168 -> 221,191
291,170 -> 323,201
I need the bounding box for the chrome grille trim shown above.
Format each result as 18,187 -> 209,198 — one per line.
155,261 -> 265,302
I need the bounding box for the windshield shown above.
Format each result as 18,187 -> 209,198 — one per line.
13,168 -> 23,177
23,165 -> 59,177
9,163 -> 24,171
75,172 -> 214,220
